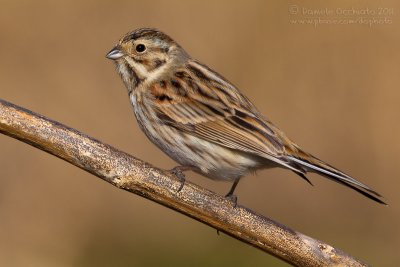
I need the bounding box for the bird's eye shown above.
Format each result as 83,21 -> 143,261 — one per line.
135,44 -> 146,53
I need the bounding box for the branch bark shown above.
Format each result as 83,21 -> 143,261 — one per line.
0,98 -> 368,267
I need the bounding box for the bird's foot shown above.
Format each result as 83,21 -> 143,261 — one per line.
225,193 -> 238,208
169,166 -> 190,192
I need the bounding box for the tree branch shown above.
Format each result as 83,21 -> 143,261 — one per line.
0,99 -> 368,267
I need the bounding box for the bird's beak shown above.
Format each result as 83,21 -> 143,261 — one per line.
106,46 -> 124,60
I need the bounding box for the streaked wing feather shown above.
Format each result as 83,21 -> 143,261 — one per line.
148,68 -> 292,167
157,101 -> 285,161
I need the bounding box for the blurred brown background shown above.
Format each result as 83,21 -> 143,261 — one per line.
0,1 -> 399,266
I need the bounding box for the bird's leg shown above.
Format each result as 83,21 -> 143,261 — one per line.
169,166 -> 193,192
225,179 -> 240,207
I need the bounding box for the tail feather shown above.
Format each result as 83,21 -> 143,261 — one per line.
292,170 -> 314,186
288,156 -> 387,205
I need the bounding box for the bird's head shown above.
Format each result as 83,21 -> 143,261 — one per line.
106,28 -> 188,91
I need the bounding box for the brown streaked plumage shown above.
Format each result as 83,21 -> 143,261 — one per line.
106,28 -> 386,205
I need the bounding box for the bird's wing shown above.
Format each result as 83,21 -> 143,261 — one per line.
146,67 -> 298,170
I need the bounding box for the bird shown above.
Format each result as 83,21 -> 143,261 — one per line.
106,28 -> 385,205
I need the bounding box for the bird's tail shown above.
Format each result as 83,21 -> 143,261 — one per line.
288,153 -> 387,205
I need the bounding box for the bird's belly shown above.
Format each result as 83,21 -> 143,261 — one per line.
141,123 -> 261,181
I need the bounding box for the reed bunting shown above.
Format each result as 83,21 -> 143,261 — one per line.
106,28 -> 385,205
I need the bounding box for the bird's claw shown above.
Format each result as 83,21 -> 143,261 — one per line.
170,167 -> 186,192
225,193 -> 238,208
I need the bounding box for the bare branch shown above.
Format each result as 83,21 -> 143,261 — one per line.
0,99 -> 368,267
